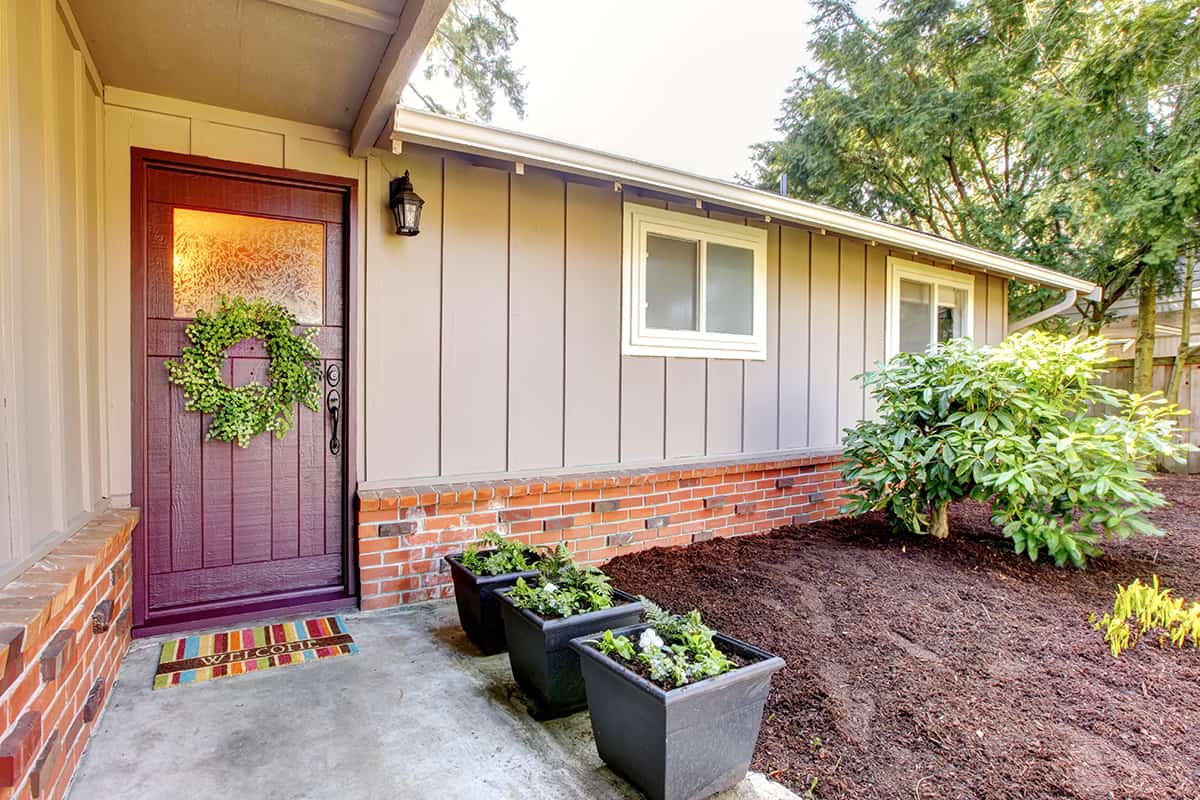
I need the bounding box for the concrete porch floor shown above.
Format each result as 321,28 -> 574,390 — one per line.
67,600 -> 798,800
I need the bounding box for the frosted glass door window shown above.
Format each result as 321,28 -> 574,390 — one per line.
172,208 -> 325,324
645,233 -> 699,331
705,242 -> 754,335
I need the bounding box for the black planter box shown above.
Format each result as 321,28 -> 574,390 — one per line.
571,623 -> 785,800
444,552 -> 539,655
496,588 -> 643,719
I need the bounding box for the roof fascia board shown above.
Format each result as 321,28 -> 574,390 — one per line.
392,108 -> 1098,296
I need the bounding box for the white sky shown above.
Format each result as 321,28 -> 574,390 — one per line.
407,1 -> 859,183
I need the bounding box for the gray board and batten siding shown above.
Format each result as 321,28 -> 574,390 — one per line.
364,144 -> 1008,486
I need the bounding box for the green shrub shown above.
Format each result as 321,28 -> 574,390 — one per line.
590,598 -> 734,688
508,544 -> 613,618
1092,576 -> 1200,657
842,331 -> 1189,567
459,529 -> 537,576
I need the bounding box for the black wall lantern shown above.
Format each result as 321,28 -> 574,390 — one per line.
389,170 -> 424,236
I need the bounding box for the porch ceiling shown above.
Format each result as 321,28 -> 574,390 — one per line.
69,0 -> 446,150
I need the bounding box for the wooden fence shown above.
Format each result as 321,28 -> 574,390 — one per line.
1098,357 -> 1200,474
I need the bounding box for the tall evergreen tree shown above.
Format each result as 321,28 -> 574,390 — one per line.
752,0 -> 1200,335
406,0 -> 526,122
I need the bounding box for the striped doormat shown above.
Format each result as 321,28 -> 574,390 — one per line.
153,615 -> 358,690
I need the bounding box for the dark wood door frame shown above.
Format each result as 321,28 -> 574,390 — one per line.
130,148 -> 359,637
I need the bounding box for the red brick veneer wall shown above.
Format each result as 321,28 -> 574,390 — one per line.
356,455 -> 845,611
0,509 -> 137,800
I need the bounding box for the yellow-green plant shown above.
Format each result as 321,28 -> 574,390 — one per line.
165,296 -> 321,447
1092,576 -> 1200,657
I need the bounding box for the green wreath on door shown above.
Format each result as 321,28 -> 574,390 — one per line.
165,296 -> 322,448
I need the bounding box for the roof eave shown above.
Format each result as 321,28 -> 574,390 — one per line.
390,107 -> 1099,297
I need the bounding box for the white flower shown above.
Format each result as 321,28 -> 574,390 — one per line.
542,582 -> 557,594
639,628 -> 664,652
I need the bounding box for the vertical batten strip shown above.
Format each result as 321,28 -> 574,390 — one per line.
808,233 -> 840,447
563,183 -> 621,467
836,240 -> 866,438
71,48 -> 94,516
507,169 -> 566,471
778,227 -> 811,449
439,157 -> 508,475
739,218 -> 782,452
863,245 -> 888,420
93,95 -> 109,499
0,0 -> 22,563
38,0 -> 68,534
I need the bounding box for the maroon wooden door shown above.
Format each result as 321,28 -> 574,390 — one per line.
131,150 -> 357,635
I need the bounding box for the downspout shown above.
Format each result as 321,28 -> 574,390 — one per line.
1007,286 -> 1103,334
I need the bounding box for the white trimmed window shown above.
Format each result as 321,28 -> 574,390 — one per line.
621,204 -> 768,359
887,257 -> 975,356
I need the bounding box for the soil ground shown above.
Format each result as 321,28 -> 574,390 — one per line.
604,476 -> 1200,800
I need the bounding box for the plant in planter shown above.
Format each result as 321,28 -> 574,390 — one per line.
444,530 -> 541,655
496,545 -> 642,718
592,599 -> 736,688
571,599 -> 785,800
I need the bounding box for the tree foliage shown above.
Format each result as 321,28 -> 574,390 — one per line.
842,332 -> 1190,567
407,0 -> 526,121
752,0 -> 1200,327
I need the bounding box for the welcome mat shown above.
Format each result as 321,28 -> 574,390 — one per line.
153,615 -> 358,690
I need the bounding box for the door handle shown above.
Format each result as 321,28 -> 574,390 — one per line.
327,389 -> 341,456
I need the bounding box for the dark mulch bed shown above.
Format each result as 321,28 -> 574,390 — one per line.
603,476 -> 1200,800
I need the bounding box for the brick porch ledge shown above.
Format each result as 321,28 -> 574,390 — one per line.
356,454 -> 847,611
0,508 -> 137,800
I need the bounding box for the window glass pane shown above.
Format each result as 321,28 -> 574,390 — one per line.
705,242 -> 754,335
173,208 -> 324,324
898,278 -> 932,353
937,286 -> 968,342
645,233 -> 698,331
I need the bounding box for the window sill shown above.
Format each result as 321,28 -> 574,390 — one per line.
622,342 -> 767,360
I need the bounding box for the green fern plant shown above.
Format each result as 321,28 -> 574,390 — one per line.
507,544 -> 614,618
459,529 -> 537,576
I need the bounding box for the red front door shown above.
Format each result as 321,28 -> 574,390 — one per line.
130,150 -> 357,635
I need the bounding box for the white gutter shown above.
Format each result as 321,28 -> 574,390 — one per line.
391,107 -> 1099,295
1008,286 -> 1104,334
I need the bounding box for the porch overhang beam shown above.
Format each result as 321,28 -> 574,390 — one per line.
262,0 -> 400,33
349,0 -> 450,158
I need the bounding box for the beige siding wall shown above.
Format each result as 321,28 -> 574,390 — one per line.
93,91 -> 1010,501
365,148 -> 1010,485
0,0 -> 107,578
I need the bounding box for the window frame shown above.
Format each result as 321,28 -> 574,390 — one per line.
621,203 -> 768,360
886,256 -> 976,357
